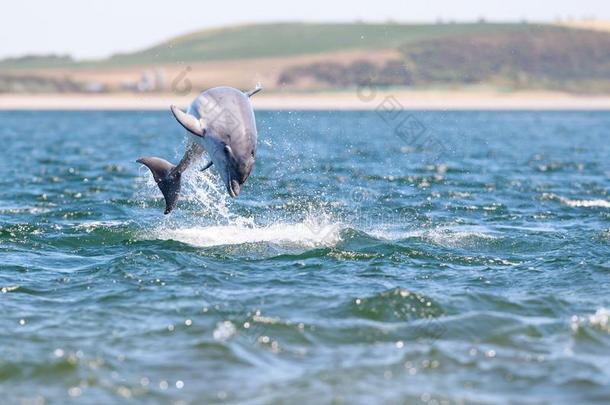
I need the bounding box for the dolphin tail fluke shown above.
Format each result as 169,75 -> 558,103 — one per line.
137,157 -> 182,214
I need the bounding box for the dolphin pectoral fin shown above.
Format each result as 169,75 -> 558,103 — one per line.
245,83 -> 262,98
170,105 -> 206,137
200,161 -> 213,172
137,156 -> 182,214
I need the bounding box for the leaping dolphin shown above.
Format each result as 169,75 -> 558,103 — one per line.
137,85 -> 261,214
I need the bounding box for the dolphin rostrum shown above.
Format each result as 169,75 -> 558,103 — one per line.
137,85 -> 261,214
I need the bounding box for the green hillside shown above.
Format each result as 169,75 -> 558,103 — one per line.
105,22 -> 534,65
0,22 -> 586,68
0,54 -> 75,70
2,22 -> 610,93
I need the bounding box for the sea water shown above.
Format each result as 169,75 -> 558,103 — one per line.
1,110 -> 609,404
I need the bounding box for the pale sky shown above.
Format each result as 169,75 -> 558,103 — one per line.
1,0 -> 608,59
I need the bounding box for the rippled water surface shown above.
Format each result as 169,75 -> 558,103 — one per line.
1,110 -> 609,404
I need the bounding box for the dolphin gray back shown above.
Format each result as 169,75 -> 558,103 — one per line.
189,87 -> 257,161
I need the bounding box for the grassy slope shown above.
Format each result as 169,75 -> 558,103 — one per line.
0,22 -> 570,69
0,55 -> 76,70
104,22 -> 531,65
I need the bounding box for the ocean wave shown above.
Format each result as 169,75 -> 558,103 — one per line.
560,198 -> 610,208
0,223 -> 45,240
146,216 -> 506,251
1,285 -> 19,293
571,308 -> 610,334
75,220 -> 127,232
371,226 -> 499,248
542,193 -> 610,208
0,206 -> 52,215
338,288 -> 444,322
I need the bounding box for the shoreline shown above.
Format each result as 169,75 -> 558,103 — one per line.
2,91 -> 610,110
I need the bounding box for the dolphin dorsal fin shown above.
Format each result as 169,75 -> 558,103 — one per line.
245,83 -> 262,98
170,105 -> 206,137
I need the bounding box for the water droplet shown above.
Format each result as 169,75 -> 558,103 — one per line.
68,387 -> 82,397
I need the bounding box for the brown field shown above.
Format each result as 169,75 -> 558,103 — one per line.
2,90 -> 610,110
10,49 -> 401,93
556,20 -> 610,33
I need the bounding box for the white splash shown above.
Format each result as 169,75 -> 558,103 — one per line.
213,321 -> 237,341
589,308 -> 610,330
155,221 -> 342,248
180,167 -> 232,221
137,156 -> 233,220
138,152 -> 344,248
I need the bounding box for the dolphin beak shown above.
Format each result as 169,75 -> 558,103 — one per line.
228,179 -> 241,198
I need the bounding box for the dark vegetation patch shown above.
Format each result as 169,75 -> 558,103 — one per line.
278,28 -> 610,92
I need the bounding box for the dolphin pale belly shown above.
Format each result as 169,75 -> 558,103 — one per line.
137,85 -> 261,214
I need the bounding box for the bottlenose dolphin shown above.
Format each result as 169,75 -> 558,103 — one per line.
137,85 -> 261,214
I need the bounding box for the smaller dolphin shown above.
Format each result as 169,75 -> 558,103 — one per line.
137,85 -> 261,214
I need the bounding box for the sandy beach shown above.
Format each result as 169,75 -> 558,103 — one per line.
2,91 -> 610,110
